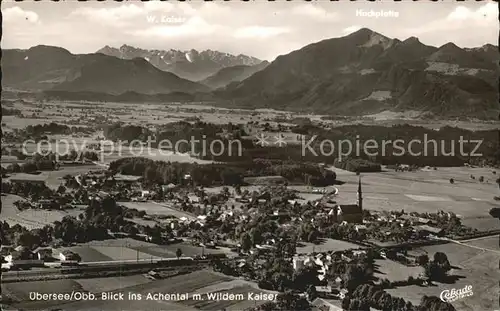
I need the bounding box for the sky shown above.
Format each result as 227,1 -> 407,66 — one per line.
2,1 -> 498,61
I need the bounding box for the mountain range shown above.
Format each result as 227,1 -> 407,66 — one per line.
2,46 -> 209,94
3,29 -> 499,119
216,28 -> 499,119
96,45 -> 263,81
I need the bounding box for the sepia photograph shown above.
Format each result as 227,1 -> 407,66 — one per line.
1,1 -> 499,311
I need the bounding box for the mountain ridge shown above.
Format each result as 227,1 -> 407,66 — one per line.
2,45 -> 209,94
216,28 -> 499,119
96,45 -> 264,81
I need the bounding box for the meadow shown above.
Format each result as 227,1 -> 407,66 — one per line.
1,194 -> 84,229
58,238 -> 231,263
334,166 -> 499,229
387,239 -> 500,311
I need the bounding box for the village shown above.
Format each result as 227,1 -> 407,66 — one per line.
3,157 -> 498,311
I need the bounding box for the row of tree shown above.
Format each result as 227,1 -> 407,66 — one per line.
109,157 -> 336,187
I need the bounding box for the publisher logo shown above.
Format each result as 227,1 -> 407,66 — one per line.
440,285 -> 473,303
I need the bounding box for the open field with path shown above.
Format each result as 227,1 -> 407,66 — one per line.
334,167 -> 499,230
1,194 -> 84,229
387,240 -> 500,311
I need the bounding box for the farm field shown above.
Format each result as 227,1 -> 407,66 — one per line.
463,235 -> 499,250
334,167 -> 499,229
373,259 -> 423,282
121,201 -> 196,220
89,245 -> 163,261
3,165 -> 103,189
461,217 -> 499,231
43,270 -> 236,311
387,242 -> 500,311
416,243 -> 484,266
76,275 -> 153,293
296,239 -> 360,254
2,279 -> 84,301
0,194 -> 84,229
66,238 -> 231,260
60,244 -> 162,262
2,279 -> 86,310
56,246 -> 114,262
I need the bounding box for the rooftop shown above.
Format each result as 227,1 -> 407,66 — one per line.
338,204 -> 362,214
113,174 -> 142,182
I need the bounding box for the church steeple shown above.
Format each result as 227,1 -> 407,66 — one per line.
357,176 -> 363,210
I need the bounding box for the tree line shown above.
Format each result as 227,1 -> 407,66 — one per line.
109,157 -> 336,187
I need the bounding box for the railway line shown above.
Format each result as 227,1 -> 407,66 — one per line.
2,257 -> 216,283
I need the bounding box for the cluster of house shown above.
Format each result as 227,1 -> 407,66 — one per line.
371,212 -> 445,239
293,249 -> 369,283
1,246 -> 81,269
79,172 -> 190,203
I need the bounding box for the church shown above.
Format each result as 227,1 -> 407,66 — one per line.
328,176 -> 364,224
